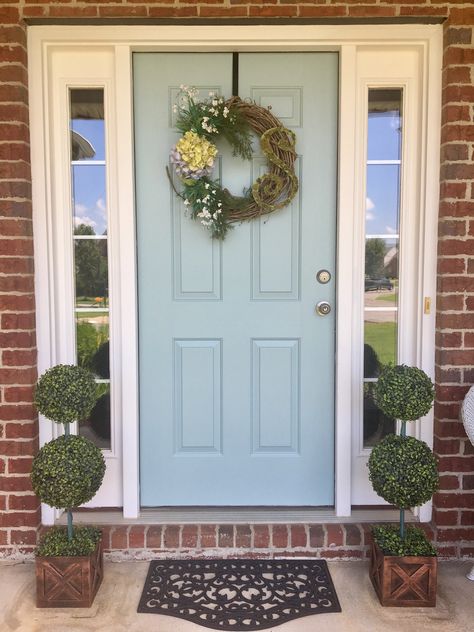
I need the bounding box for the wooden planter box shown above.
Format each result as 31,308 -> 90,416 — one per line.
369,541 -> 437,607
36,539 -> 103,608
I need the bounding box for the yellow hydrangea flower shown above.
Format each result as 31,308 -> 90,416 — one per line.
176,131 -> 218,172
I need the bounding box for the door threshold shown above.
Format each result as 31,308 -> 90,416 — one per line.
63,506 -> 415,525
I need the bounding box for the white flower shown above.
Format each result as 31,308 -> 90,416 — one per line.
204,183 -> 210,189
183,199 -> 190,206
223,107 -> 229,118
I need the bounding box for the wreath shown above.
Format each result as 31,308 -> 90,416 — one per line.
168,86 -> 299,239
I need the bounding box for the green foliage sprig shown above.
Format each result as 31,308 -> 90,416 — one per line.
35,364 -> 97,424
31,434 -> 106,509
372,525 -> 437,557
368,434 -> 439,508
374,364 -> 434,422
36,526 -> 101,557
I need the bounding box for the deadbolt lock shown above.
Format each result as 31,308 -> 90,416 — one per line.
316,269 -> 331,284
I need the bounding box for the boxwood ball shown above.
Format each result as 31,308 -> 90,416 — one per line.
368,434 -> 438,509
35,364 -> 97,424
31,434 -> 106,509
374,364 -> 434,422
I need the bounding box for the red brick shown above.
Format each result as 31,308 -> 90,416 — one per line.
435,492 -> 474,509
309,524 -> 324,548
249,5 -> 297,17
436,385 -> 470,403
0,496 -> 5,511
49,6 -> 98,17
3,386 -> 34,404
0,200 -> 32,219
253,525 -> 270,548
463,474 -> 474,491
8,494 -> 39,511
434,403 -> 460,421
449,7 -> 474,25
436,545 -> 458,558
466,297 -> 474,311
2,349 -> 36,367
7,457 -> 34,474
200,525 -> 216,548
1,407 -> 36,423
0,219 -> 32,238
436,331 -> 462,349
0,439 -> 37,457
149,6 -> 198,17
0,475 -> 33,492
99,6 -> 148,17
439,220 -> 467,237
344,524 -> 362,546
9,529 -> 37,545
460,546 -> 474,557
99,526 -> 111,550
218,525 -> 234,548
437,527 -> 474,542
444,28 -> 472,46
0,295 -> 35,313
461,511 -> 474,526
126,525 -> 144,548
0,511 -> 39,528
236,525 -> 251,548
437,348 -> 474,364
441,142 -> 469,161
433,509 -> 459,526
439,455 -> 474,472
200,6 -> 248,16
349,5 -> 396,17
290,525 -> 306,548
272,525 -> 288,548
146,525 -> 163,549
111,526 -> 128,549
443,66 -> 472,87
0,276 -> 35,294
299,5 -> 346,17
438,239 -> 474,257
438,475 -> 461,490
163,525 -> 180,549
439,183 -> 467,201
326,524 -> 344,547
1,313 -> 35,331
181,525 -> 198,548
0,368 -> 37,385
435,368 -> 462,385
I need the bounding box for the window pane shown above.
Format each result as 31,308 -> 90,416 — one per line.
75,317 -> 109,378
72,165 -> 107,235
363,383 -> 396,448
366,165 -> 400,235
367,88 -> 402,161
364,312 -> 397,370
364,238 -> 399,308
70,88 -> 105,161
74,239 -> 108,308
80,388 -> 111,450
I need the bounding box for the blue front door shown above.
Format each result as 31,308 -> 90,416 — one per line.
134,52 -> 338,506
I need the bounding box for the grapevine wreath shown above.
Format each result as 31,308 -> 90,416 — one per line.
168,86 -> 299,239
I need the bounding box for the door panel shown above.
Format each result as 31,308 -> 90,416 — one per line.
134,52 -> 338,506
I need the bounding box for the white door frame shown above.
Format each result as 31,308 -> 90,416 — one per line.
28,24 -> 442,523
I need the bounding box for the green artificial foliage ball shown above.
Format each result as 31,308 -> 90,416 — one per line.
374,364 -> 434,422
35,364 -> 97,424
31,434 -> 106,509
36,526 -> 102,557
368,434 -> 439,509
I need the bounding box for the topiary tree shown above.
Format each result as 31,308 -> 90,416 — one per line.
368,364 -> 438,552
32,365 -> 106,551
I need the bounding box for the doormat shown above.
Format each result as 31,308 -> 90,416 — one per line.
137,558 -> 341,630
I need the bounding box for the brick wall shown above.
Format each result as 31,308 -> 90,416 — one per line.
0,14 -> 40,556
1,2 -> 473,557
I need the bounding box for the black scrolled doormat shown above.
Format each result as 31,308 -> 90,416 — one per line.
137,558 -> 341,630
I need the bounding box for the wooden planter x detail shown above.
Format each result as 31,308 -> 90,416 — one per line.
370,541 -> 437,607
36,539 -> 103,608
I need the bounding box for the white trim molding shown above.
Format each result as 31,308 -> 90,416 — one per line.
28,24 -> 442,523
